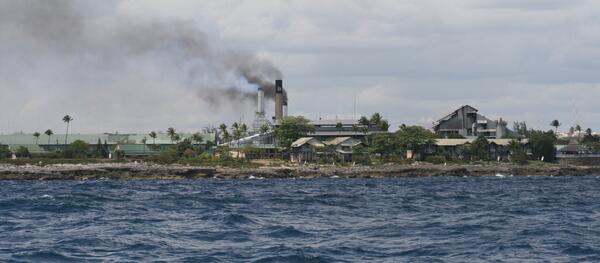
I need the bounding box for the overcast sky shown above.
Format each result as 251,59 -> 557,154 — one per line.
2,0 -> 600,134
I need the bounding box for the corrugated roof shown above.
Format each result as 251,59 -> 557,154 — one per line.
435,139 -> 472,146
324,137 -> 363,147
435,138 -> 528,146
324,137 -> 352,146
115,144 -> 159,155
7,144 -> 51,154
291,137 -> 325,148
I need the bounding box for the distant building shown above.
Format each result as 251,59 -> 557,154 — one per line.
556,143 -> 600,166
323,137 -> 365,163
290,137 -> 325,163
433,105 -> 513,139
432,138 -> 529,161
0,132 -> 216,158
310,119 -> 385,139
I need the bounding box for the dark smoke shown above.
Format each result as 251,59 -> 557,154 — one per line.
0,0 -> 284,108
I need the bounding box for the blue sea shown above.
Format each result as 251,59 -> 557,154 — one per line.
2,176 -> 600,262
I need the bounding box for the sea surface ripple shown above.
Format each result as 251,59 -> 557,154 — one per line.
2,176 -> 600,262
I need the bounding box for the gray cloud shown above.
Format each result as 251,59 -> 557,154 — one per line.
2,0 -> 600,133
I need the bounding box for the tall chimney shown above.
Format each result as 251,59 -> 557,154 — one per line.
257,87 -> 264,114
275,79 -> 283,122
283,99 -> 288,117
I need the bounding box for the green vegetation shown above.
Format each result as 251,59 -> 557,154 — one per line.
550,120 -> 561,134
468,136 -> 489,161
0,145 -> 10,159
62,115 -> 73,145
529,130 -> 556,162
274,116 -> 315,149
63,140 -> 90,159
44,129 -> 54,144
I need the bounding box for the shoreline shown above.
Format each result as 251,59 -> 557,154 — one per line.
1,162 -> 600,180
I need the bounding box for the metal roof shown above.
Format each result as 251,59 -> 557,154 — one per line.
435,138 -> 528,146
291,137 -> 325,148
323,137 -> 363,147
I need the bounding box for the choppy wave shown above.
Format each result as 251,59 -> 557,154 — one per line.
2,176 -> 600,262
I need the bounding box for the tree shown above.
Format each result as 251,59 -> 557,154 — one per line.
259,124 -> 270,134
219,124 -> 230,144
0,145 -> 10,159
550,120 -> 561,134
370,113 -> 382,126
358,116 -> 371,144
44,129 -> 54,145
15,146 -> 30,158
149,131 -> 157,145
230,122 -> 243,147
586,128 -> 593,137
395,124 -> 437,153
369,133 -> 399,160
192,132 -> 204,151
379,120 -> 390,132
574,124 -> 583,142
172,134 -> 181,143
529,130 -> 556,162
513,121 -> 528,137
167,127 -> 177,143
64,140 -> 89,159
33,132 -> 41,144
274,116 -> 315,149
509,139 -> 529,165
62,115 -> 74,145
336,122 -> 343,136
240,123 -> 248,137
468,136 -> 490,161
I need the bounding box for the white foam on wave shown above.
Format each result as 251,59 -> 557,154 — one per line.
41,194 -> 55,200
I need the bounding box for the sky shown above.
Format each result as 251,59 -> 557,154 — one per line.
2,0 -> 600,134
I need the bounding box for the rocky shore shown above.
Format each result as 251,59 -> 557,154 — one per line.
1,162 -> 600,180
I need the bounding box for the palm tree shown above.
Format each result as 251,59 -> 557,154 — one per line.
550,120 -> 561,134
358,116 -> 371,145
336,122 -> 343,136
62,115 -> 73,145
167,127 -> 177,143
259,124 -> 270,134
576,124 -> 582,142
44,129 -> 54,145
379,120 -> 390,132
231,122 -> 242,147
240,123 -> 248,137
219,123 -> 230,145
192,132 -> 203,151
149,131 -> 157,145
370,113 -> 382,126
33,132 -> 41,144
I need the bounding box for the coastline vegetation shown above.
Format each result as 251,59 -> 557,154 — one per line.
1,115 -> 597,168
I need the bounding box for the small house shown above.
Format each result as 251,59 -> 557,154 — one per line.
290,137 -> 325,163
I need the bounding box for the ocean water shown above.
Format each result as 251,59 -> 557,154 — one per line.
2,176 -> 600,262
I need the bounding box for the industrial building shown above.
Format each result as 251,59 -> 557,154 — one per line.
433,105 -> 515,139
0,132 -> 215,158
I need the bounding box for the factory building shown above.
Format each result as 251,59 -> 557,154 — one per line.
433,105 -> 514,139
0,132 -> 216,158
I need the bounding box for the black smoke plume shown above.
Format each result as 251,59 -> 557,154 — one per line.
0,0 -> 284,109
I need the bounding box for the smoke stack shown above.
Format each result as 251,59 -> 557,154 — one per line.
283,98 -> 288,117
275,79 -> 283,122
257,87 -> 265,114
